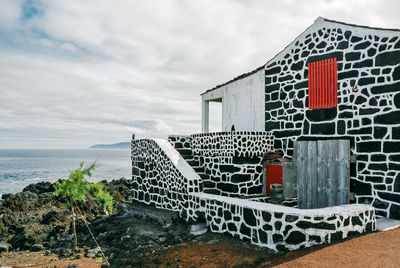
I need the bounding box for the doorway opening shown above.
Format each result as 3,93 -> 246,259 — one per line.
202,98 -> 222,133
208,99 -> 222,132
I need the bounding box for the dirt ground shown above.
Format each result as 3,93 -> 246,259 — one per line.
142,242 -> 271,267
1,227 -> 400,267
141,226 -> 400,267
270,226 -> 400,268
0,250 -> 101,268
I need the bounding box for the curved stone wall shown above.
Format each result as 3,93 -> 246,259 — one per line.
185,193 -> 375,251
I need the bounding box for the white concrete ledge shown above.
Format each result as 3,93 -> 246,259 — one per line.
376,218 -> 400,231
192,192 -> 373,217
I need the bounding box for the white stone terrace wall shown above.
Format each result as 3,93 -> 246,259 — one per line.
191,131 -> 275,157
131,139 -> 201,212
131,137 -> 376,251
184,193 -> 376,251
189,131 -> 275,196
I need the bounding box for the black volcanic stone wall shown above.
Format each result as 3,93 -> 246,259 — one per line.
131,139 -> 376,251
184,193 -> 375,251
191,131 -> 275,157
200,155 -> 264,197
131,139 -> 201,213
264,24 -> 400,219
168,135 -> 192,150
190,132 -> 274,197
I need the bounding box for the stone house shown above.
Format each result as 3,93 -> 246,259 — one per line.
201,17 -> 400,219
130,17 -> 400,251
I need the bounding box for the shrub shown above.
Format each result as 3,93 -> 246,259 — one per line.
53,161 -> 114,251
89,182 -> 114,215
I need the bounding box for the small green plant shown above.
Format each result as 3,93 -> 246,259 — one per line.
54,162 -> 96,204
54,161 -> 97,251
96,256 -> 109,263
89,182 -> 114,215
53,161 -> 114,251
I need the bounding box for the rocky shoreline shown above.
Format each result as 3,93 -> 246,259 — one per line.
0,178 -> 277,267
0,179 -> 132,260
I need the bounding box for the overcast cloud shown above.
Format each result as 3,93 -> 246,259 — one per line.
0,0 -> 399,149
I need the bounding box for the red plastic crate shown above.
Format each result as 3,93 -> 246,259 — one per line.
265,164 -> 283,195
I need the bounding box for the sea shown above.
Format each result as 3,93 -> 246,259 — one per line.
0,149 -> 131,198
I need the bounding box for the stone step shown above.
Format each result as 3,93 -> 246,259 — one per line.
203,189 -> 221,195
175,148 -> 193,159
186,159 -> 200,166
197,172 -> 210,180
117,201 -> 180,226
181,154 -> 194,160
190,223 -> 208,236
175,148 -> 192,154
192,166 -> 204,173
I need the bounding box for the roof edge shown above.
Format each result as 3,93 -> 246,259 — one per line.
201,16 -> 400,96
264,16 -> 400,67
200,65 -> 264,96
321,17 -> 400,33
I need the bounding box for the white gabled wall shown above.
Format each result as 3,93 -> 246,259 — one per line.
202,69 -> 265,132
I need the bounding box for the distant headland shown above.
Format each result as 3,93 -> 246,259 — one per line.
89,142 -> 130,149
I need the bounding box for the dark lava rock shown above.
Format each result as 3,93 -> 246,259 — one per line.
8,224 -> 52,250
0,242 -> 9,253
0,178 -> 235,267
42,210 -> 68,224
1,208 -> 21,232
2,191 -> 39,211
23,181 -> 55,194
31,243 -> 45,251
85,247 -> 102,258
103,178 -> 132,202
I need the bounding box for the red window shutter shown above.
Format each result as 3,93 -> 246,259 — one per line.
308,58 -> 337,109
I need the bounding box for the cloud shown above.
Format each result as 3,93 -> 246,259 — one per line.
0,0 -> 22,29
0,0 -> 399,148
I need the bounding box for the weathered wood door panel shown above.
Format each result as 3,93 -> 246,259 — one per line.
294,139 -> 350,209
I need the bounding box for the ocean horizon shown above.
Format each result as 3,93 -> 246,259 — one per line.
0,149 -> 131,197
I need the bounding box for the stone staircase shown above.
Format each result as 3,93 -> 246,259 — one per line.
174,147 -> 209,186
168,136 -> 208,191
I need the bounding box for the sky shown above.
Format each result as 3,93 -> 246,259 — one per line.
0,0 -> 399,149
